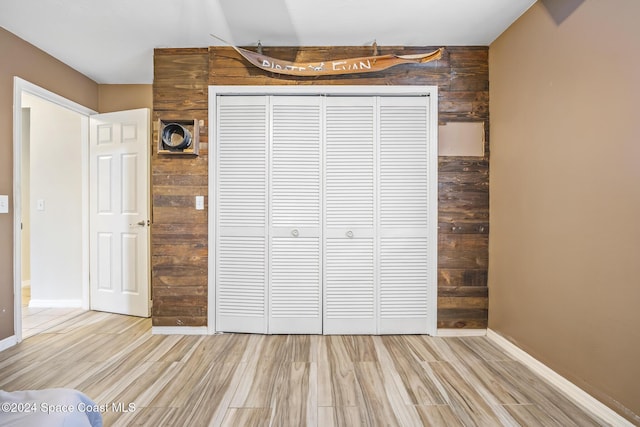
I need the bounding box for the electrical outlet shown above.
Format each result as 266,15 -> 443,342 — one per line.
195,196 -> 204,210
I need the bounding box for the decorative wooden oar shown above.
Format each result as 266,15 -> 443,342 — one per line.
211,34 -> 443,77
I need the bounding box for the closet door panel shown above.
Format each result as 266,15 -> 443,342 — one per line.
269,97 -> 322,333
378,97 -> 433,334
379,237 -> 430,333
324,238 -> 375,334
216,96 -> 268,333
217,236 -> 266,332
270,237 -> 321,333
323,97 -> 376,334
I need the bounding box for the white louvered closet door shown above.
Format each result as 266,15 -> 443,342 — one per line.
378,97 -> 435,334
216,96 -> 268,333
269,96 -> 322,333
214,92 -> 436,335
323,97 -> 377,334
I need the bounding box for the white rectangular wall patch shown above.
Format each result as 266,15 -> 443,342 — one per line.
438,122 -> 485,157
0,195 -> 9,213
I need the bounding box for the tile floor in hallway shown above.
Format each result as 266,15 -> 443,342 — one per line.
21,286 -> 86,338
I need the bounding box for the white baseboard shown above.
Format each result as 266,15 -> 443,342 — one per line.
152,326 -> 208,335
437,328 -> 487,337
28,299 -> 83,308
487,329 -> 636,427
0,335 -> 17,352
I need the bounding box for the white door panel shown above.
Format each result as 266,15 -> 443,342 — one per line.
378,97 -> 433,334
324,237 -> 375,334
216,96 -> 269,334
323,97 -> 376,334
269,96 -> 322,333
90,108 -> 150,317
379,237 -> 430,334
269,236 -> 321,333
217,236 -> 267,333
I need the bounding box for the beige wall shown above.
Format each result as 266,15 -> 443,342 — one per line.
0,28 -> 99,340
98,84 -> 152,113
489,0 -> 640,422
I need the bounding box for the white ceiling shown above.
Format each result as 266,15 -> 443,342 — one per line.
0,0 -> 536,84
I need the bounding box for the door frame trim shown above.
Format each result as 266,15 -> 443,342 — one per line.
208,85 -> 439,335
12,77 -> 96,343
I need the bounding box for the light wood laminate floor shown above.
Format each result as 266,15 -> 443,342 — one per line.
21,286 -> 86,338
0,312 -> 606,426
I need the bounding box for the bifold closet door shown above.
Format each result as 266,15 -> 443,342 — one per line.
323,96 -> 434,334
216,96 -> 268,333
216,96 -> 323,334
268,96 -> 322,333
323,97 -> 377,334
215,93 -> 435,335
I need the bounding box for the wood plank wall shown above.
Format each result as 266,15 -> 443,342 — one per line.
152,46 -> 489,329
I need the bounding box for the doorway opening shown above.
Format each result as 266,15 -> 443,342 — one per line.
13,78 -> 95,343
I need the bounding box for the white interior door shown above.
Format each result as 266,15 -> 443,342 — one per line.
89,108 -> 150,317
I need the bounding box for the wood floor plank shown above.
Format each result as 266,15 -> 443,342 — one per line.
318,336 -> 362,407
146,335 -> 201,362
220,408 -> 271,427
489,360 -> 606,427
317,406 -> 363,427
503,403 -> 569,427
101,361 -> 173,426
0,313 -> 608,427
228,340 -> 266,408
354,362 -> 401,425
270,362 -> 314,427
456,336 -> 515,362
78,334 -> 164,399
459,359 -> 532,405
370,340 -> 425,426
379,335 -> 448,405
230,336 -> 288,408
166,362 -> 241,426
429,361 -> 508,426
284,335 -> 313,363
372,335 -> 421,406
116,407 -> 178,426
341,335 -> 378,362
402,335 -> 447,362
147,357 -> 217,408
306,361 -> 318,427
124,361 -> 184,408
416,404 -> 465,427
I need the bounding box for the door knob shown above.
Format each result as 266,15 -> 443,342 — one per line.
346,230 -> 354,238
291,229 -> 299,237
137,220 -> 146,226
